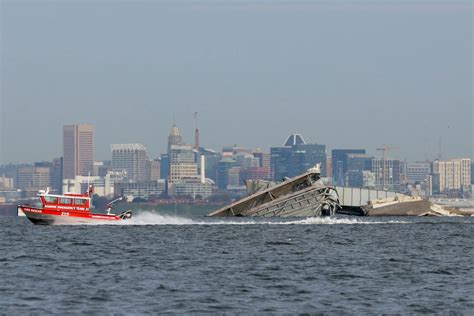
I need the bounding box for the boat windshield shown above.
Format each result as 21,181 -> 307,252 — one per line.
44,196 -> 58,204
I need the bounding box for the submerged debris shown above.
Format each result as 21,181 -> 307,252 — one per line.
207,164 -> 340,217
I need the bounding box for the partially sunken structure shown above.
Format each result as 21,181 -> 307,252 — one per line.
207,164 -> 340,217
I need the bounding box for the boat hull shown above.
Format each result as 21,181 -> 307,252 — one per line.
18,206 -> 125,225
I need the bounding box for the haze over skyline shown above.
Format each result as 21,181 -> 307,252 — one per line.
1,0 -> 472,164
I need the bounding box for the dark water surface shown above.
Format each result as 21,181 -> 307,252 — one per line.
1,214 -> 473,314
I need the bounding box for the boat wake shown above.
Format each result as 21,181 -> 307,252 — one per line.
89,212 -> 409,226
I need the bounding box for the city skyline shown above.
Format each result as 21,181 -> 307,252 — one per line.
0,119 -> 472,165
1,1 -> 472,164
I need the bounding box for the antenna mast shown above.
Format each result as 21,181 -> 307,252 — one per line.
194,112 -> 200,150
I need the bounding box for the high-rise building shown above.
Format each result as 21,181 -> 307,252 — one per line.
111,144 -> 150,181
169,145 -> 198,183
217,158 -> 237,189
289,143 -> 327,177
63,124 -> 94,179
160,154 -> 170,180
270,134 -> 327,181
346,154 -> 372,187
270,147 -> 292,181
51,157 -> 63,194
252,151 -> 271,180
198,148 -> 221,183
432,159 -> 471,194
149,159 -> 161,181
331,149 -> 366,186
372,158 -> 401,191
168,123 -> 183,153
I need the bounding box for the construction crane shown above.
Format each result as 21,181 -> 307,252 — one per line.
376,145 -> 399,190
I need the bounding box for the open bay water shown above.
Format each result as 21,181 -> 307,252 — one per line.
1,214 -> 473,314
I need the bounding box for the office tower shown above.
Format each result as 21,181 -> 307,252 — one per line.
271,134 -> 327,181
270,147 -> 292,181
111,144 -> 150,181
149,159 -> 161,181
160,154 -> 170,180
63,124 -> 94,179
253,151 -> 271,180
168,123 -> 183,153
372,158 -> 401,191
217,158 -> 237,189
169,145 -> 198,183
289,143 -> 327,177
331,149 -> 366,186
51,157 -> 63,194
346,154 -> 372,187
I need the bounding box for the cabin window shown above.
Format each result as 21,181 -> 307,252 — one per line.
60,198 -> 72,205
44,196 -> 58,204
75,199 -> 87,206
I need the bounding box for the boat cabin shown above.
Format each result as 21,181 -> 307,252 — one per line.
39,192 -> 91,212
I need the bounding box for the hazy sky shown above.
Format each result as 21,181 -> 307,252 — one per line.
1,0 -> 472,164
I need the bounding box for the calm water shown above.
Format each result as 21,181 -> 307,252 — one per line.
1,214 -> 473,314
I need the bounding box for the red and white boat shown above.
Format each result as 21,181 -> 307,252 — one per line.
17,186 -> 132,225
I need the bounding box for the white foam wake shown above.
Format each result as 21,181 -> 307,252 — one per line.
106,212 -> 409,226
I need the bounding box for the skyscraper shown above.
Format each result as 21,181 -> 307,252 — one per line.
63,124 -> 94,180
169,145 -> 198,183
270,134 -> 327,181
168,123 -> 183,153
111,144 -> 150,181
331,149 -> 366,186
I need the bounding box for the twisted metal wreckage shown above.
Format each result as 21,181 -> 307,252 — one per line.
207,164 -> 340,217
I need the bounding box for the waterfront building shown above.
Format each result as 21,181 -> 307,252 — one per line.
160,154 -> 170,180
63,124 -> 94,179
114,180 -> 166,201
227,167 -> 241,187
174,178 -> 214,199
0,175 -> 14,189
240,167 -> 271,184
471,162 -> 474,185
405,162 -> 431,184
217,158 -> 237,189
17,166 -> 52,197
235,153 -> 260,168
289,143 -> 327,177
199,148 -> 221,183
331,149 -> 366,186
252,151 -> 271,179
432,159 -> 471,195
51,158 -> 63,194
62,170 -> 127,197
270,146 -> 292,181
169,145 -> 198,183
371,158 -> 401,191
111,144 -> 150,181
346,154 -> 372,187
271,135 -> 327,181
149,159 -> 161,181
